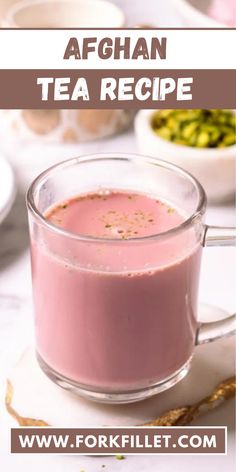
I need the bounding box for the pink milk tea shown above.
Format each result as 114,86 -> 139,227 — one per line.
31,191 -> 202,391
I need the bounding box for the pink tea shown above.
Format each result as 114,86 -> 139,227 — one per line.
31,191 -> 201,391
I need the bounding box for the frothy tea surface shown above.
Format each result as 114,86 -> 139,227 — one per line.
47,191 -> 184,239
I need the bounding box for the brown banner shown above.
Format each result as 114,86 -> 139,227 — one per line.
0,70 -> 235,108
11,427 -> 226,454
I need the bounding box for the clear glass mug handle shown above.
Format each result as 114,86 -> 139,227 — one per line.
195,225 -> 236,345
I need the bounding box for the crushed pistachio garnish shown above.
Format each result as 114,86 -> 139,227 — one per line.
115,455 -> 125,460
98,199 -> 156,239
167,207 -> 174,214
47,191 -> 178,240
152,109 -> 236,148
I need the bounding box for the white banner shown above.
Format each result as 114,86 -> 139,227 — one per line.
0,29 -> 235,70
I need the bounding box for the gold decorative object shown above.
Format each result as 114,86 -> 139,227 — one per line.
5,380 -> 49,426
145,377 -> 236,426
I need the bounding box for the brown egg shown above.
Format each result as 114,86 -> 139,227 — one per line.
22,110 -> 60,135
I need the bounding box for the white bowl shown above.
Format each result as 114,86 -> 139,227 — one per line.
0,154 -> 16,224
135,110 -> 236,203
2,0 -> 125,28
171,0 -> 231,28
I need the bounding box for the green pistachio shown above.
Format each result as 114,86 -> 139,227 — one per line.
151,109 -> 236,148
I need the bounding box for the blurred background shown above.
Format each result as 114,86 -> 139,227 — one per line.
1,0 -> 236,27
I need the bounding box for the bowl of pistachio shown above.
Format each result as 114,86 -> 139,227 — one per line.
135,109 -> 236,202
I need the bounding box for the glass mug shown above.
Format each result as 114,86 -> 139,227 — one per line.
26,154 -> 236,403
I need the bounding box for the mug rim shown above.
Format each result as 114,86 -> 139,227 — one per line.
3,0 -> 125,28
26,153 -> 207,244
